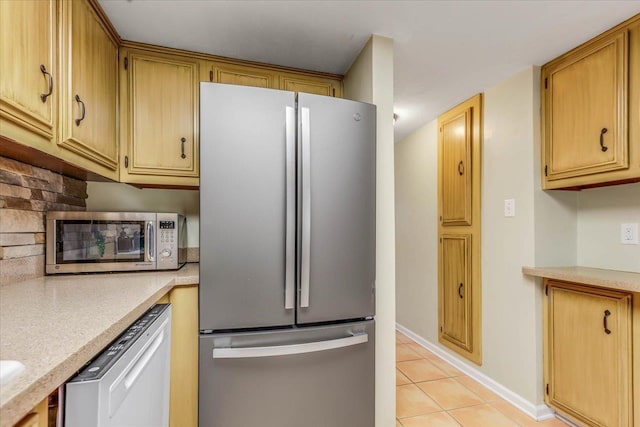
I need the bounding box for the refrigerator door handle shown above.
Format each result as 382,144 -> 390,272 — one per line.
285,106 -> 296,310
212,333 -> 368,359
300,106 -> 311,308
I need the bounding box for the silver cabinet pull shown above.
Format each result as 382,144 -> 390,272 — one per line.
300,107 -> 311,308
285,106 -> 295,310
212,333 -> 368,359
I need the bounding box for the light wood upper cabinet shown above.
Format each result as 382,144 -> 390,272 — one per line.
544,30 -> 627,181
120,49 -> 199,186
279,73 -> 342,97
59,0 -> 119,174
0,0 -> 56,142
439,234 -> 472,352
542,15 -> 640,189
439,110 -> 472,226
545,281 -> 632,427
203,61 -> 277,88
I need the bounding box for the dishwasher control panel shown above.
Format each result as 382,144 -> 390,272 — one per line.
68,304 -> 170,382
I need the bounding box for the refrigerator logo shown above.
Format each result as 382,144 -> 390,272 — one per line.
353,113 -> 361,122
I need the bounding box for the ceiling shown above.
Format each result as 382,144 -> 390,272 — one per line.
99,1 -> 640,141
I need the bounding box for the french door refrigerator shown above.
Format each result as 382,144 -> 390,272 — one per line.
199,83 -> 376,427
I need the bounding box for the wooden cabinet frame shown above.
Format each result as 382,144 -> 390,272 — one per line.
437,93 -> 482,365
58,0 -> 119,174
541,14 -> 640,190
544,280 -> 633,427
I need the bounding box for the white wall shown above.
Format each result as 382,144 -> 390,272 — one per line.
481,68 -> 540,404
394,120 -> 438,343
86,182 -> 200,247
577,183 -> 640,272
344,35 -> 396,427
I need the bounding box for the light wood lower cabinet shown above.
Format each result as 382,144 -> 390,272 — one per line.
544,280 -> 632,427
159,285 -> 198,427
439,234 -> 472,351
13,398 -> 48,427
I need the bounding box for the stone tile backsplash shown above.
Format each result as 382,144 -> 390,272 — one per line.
0,156 -> 87,285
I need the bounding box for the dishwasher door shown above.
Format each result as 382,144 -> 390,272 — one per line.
199,320 -> 374,427
65,305 -> 171,427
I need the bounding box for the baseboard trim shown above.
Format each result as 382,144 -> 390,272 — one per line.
395,323 -> 555,421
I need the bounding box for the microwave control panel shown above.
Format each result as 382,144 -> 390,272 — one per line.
156,213 -> 181,269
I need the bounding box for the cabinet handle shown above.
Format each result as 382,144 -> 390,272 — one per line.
180,137 -> 187,159
599,128 -> 608,152
458,283 -> 464,299
458,161 -> 464,176
603,309 -> 611,334
74,94 -> 85,126
39,65 -> 53,103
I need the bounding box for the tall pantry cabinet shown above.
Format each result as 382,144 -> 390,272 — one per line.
437,94 -> 483,365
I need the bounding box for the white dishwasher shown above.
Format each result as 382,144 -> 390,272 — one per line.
65,304 -> 172,427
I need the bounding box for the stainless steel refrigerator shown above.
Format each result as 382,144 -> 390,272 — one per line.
199,83 -> 376,427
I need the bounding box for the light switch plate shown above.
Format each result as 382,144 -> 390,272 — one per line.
621,223 -> 639,244
504,199 -> 515,217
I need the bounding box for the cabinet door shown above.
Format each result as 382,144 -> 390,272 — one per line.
439,109 -> 472,226
59,0 -> 118,173
279,74 -> 341,97
208,62 -> 277,89
544,29 -> 628,181
439,234 -> 472,352
0,0 -> 55,139
168,285 -> 198,427
124,52 -> 198,178
546,282 -> 632,427
14,398 -> 48,427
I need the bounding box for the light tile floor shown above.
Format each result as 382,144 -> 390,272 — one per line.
395,331 -> 569,427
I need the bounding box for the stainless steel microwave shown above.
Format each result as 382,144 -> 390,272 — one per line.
46,212 -> 187,274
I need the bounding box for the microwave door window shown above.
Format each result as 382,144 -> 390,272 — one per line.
56,221 -> 146,263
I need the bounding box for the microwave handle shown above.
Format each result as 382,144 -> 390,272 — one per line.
146,221 -> 155,262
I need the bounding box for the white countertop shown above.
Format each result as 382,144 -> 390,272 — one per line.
522,265 -> 640,293
0,263 -> 199,427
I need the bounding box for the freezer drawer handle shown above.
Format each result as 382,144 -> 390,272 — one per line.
212,333 -> 368,359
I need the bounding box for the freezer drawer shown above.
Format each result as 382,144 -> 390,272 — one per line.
199,320 -> 374,427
